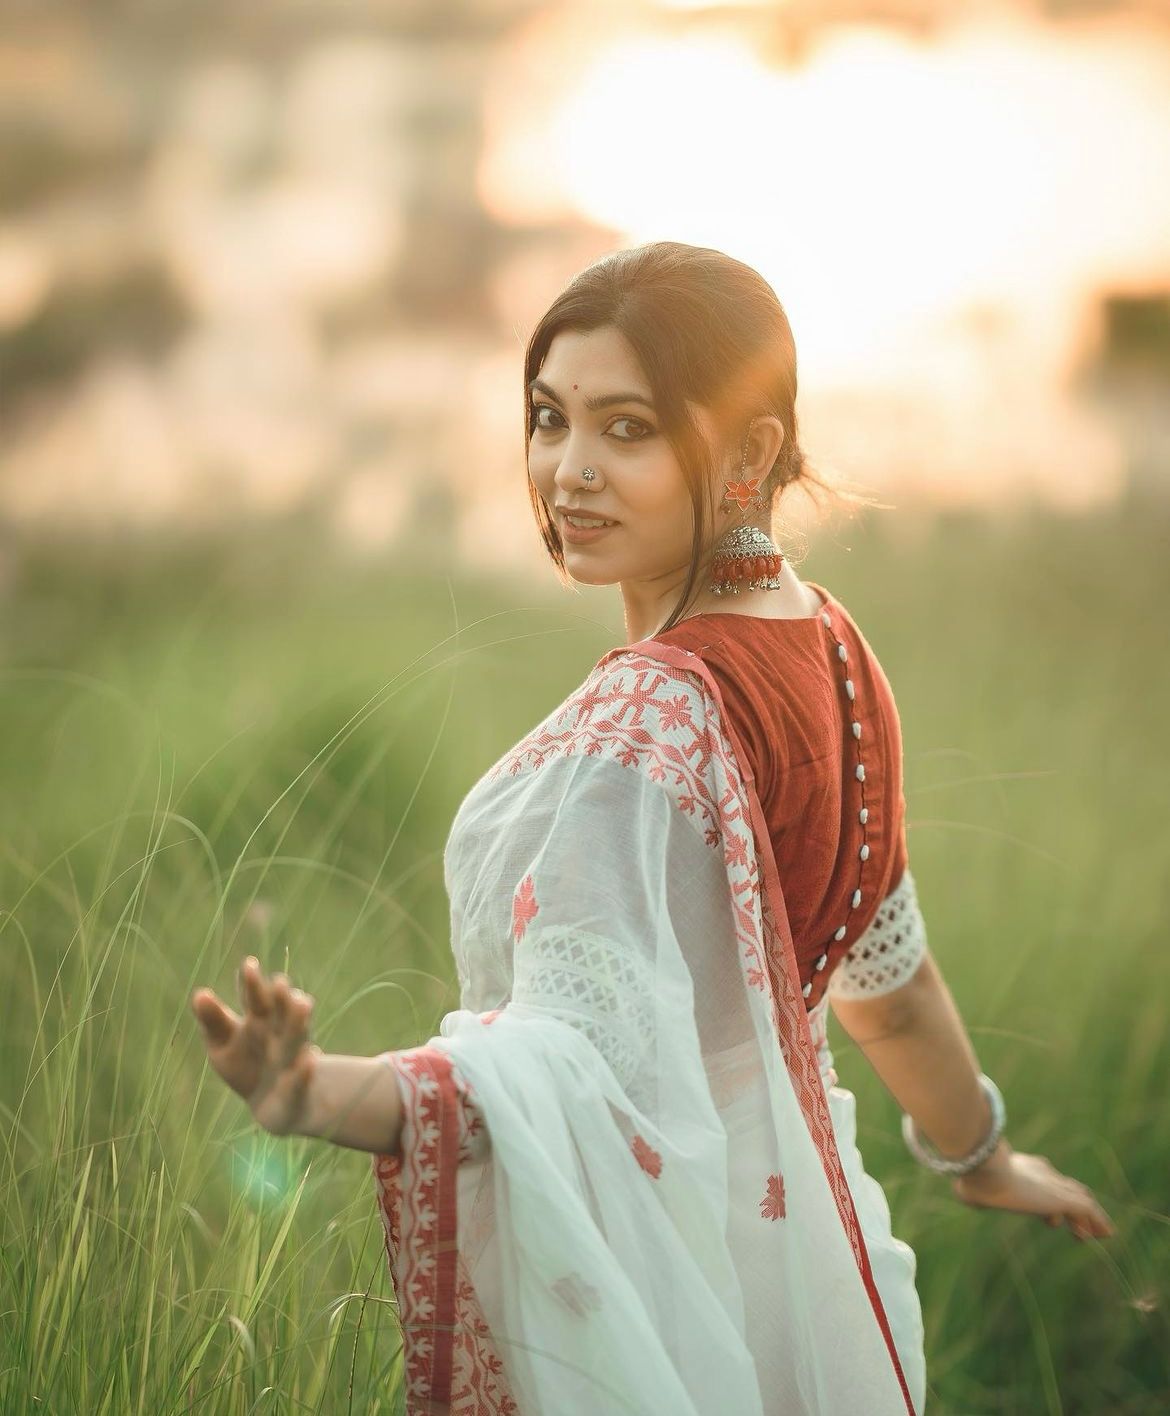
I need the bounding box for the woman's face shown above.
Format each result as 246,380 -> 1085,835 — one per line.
527,325 -> 723,590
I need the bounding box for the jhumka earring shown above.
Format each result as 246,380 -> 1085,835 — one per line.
708,426 -> 786,596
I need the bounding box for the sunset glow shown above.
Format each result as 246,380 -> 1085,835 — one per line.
485,15 -> 1170,375
478,9 -> 1170,511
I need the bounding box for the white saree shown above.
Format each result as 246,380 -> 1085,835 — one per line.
371,638 -> 926,1415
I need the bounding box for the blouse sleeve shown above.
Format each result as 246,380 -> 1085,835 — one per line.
826,862 -> 929,1001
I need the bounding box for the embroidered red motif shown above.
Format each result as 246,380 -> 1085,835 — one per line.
630,1133 -> 663,1179
512,873 -> 539,942
760,1171 -> 787,1221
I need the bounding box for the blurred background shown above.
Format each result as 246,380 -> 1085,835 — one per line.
3,0 -> 1170,552
2,0 -> 1168,1412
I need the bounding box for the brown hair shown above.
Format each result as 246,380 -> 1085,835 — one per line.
523,240 -> 879,633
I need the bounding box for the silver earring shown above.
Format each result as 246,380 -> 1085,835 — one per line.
708,423 -> 784,596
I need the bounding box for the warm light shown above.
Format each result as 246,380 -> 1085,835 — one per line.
479,10 -> 1170,509
490,19 -> 1170,375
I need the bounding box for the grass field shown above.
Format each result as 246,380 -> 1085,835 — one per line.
1,500 -> 1167,1414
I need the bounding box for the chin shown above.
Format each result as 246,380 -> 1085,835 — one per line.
565,565 -> 620,587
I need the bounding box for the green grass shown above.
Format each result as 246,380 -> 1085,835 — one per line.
1,502 -> 1167,1414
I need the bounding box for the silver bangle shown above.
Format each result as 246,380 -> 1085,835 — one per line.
901,1073 -> 1006,1176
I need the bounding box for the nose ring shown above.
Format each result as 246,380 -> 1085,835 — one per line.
581,467 -> 597,483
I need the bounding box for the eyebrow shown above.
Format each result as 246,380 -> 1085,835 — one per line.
527,378 -> 656,412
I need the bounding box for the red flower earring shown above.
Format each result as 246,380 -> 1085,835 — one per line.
709,423 -> 785,597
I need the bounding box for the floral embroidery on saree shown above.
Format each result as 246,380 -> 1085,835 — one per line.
511,874 -> 539,943
759,1172 -> 787,1221
630,1133 -> 663,1179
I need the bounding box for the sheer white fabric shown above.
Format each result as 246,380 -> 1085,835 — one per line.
827,866 -> 929,1001
372,644 -> 923,1416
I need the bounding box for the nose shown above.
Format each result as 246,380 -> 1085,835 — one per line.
552,442 -> 600,494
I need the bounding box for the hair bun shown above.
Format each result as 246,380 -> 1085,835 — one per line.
779,444 -> 805,488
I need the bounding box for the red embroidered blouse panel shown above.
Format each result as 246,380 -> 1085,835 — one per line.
651,581 -> 908,1011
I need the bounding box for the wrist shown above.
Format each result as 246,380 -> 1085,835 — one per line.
902,1072 -> 1007,1176
294,1050 -> 332,1141
958,1134 -> 1013,1181
297,1052 -> 405,1155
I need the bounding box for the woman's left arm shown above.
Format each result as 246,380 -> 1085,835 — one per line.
191,956 -> 404,1155
830,949 -> 1116,1242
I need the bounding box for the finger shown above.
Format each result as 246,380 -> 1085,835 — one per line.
191,988 -> 241,1047
1055,1172 -> 1116,1236
1085,1194 -> 1116,1235
1066,1206 -> 1104,1241
289,989 -> 313,1042
1078,1202 -> 1116,1239
287,988 -> 314,1022
239,956 -> 271,1018
271,973 -> 291,1029
277,989 -> 312,1066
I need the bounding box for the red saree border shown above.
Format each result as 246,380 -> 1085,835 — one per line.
371,1047 -> 519,1414
617,636 -> 918,1416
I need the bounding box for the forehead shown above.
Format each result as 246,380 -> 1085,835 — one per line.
538,326 -> 649,391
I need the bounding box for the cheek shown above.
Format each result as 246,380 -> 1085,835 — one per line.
527,452 -> 556,499
625,466 -> 692,534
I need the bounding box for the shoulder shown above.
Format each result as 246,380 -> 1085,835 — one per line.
579,645 -> 718,745
620,629 -> 786,782
480,649 -> 717,788
476,648 -> 739,849
613,624 -> 752,705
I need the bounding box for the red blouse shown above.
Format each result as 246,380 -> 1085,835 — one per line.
652,580 -> 908,1012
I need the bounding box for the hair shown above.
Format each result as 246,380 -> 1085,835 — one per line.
523,240 -> 881,633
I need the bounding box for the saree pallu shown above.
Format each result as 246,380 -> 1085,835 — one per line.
371,637 -> 926,1415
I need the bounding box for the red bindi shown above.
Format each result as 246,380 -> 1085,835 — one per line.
573,383 -> 578,389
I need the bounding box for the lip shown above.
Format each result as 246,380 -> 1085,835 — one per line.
559,511 -> 620,544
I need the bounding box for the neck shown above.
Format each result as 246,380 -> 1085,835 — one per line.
622,545 -> 804,645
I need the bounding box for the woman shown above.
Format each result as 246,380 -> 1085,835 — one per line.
191,242 -> 1114,1415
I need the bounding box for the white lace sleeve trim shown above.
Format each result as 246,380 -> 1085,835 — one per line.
826,865 -> 928,1000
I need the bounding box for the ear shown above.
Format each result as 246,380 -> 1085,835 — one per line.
737,415 -> 786,482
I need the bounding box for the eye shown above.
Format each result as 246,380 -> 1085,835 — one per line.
529,404 -> 653,443
531,403 -> 564,433
609,417 -> 652,442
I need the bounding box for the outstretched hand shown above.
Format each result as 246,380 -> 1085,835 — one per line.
191,956 -> 321,1137
951,1141 -> 1116,1242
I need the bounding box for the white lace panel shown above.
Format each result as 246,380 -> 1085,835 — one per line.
826,865 -> 928,1000
511,922 -> 656,1099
